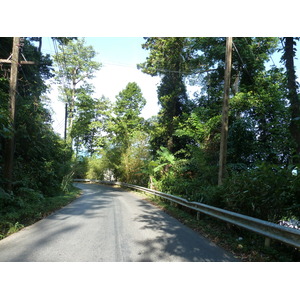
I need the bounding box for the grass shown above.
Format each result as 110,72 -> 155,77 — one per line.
0,186 -> 82,240
132,190 -> 300,262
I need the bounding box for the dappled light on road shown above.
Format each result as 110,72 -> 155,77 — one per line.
0,183 -> 237,262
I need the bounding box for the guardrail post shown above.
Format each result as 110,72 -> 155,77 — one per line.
264,237 -> 271,248
73,179 -> 300,249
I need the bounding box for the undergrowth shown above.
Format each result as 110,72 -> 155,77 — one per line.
0,186 -> 81,240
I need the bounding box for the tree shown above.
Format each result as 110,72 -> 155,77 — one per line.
110,82 -> 146,148
53,38 -> 101,144
139,37 -> 193,153
0,37 -> 73,196
228,67 -> 291,165
281,37 -> 300,163
71,92 -> 112,156
185,38 -> 281,166
119,131 -> 151,184
103,82 -> 147,181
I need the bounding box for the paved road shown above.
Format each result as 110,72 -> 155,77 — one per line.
0,183 -> 238,262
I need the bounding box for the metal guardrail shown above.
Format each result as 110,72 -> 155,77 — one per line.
74,179 -> 300,249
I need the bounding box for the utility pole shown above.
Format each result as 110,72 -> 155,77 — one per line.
2,37 -> 34,190
218,37 -> 233,186
3,37 -> 20,191
64,103 -> 68,141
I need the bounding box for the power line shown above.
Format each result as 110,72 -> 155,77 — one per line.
40,43 -> 213,76
232,40 -> 252,77
243,37 -> 278,69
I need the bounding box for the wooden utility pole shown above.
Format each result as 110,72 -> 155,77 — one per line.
2,37 -> 34,190
64,103 -> 68,141
3,37 -> 20,190
218,37 -> 233,186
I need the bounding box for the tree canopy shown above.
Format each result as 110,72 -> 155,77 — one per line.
1,36 -> 300,241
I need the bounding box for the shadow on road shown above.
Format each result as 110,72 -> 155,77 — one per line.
133,199 -> 237,262
0,183 -> 115,262
48,183 -> 115,220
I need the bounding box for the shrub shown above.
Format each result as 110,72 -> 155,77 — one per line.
214,165 -> 300,222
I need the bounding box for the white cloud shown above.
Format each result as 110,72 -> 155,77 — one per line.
93,64 -> 161,119
49,64 -> 161,137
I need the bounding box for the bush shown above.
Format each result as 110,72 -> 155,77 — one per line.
86,156 -> 106,180
73,157 -> 89,179
213,165 -> 300,222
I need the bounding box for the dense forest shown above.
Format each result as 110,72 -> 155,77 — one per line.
1,37 -> 300,235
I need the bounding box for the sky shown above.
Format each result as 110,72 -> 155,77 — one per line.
4,27 -> 300,300
42,37 -> 161,137
44,37 -> 300,138
2,0 -> 298,293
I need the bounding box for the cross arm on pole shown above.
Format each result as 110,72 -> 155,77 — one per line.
0,59 -> 35,65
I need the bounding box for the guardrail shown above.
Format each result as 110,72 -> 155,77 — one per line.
74,179 -> 300,249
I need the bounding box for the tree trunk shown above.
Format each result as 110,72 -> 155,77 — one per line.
38,37 -> 42,53
284,37 -> 300,162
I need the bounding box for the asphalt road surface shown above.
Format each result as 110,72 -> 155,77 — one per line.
0,183 -> 238,262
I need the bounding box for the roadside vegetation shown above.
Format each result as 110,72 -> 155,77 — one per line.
126,188 -> 299,262
1,37 -> 299,260
0,186 -> 81,240
0,38 -> 80,239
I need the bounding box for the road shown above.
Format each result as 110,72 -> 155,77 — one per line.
0,183 -> 238,262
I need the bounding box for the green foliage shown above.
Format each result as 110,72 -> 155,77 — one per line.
109,82 -> 146,147
13,126 -> 73,196
280,38 -> 300,162
135,37 -> 300,231
0,97 -> 13,141
0,187 -> 80,240
139,37 -> 193,153
204,165 -> 300,222
88,82 -> 150,184
103,131 -> 151,185
229,68 -> 292,164
54,38 -> 101,89
85,156 -> 106,180
7,222 -> 24,235
72,93 -> 112,155
61,171 -> 75,193
2,36 -> 300,255
72,157 -> 89,179
53,38 -> 102,147
0,37 -> 75,230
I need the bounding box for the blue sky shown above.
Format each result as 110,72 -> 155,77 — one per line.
44,37 -> 161,136
44,37 -> 300,137
84,37 -> 148,66
83,37 -> 161,114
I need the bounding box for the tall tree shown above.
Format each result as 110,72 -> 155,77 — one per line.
71,91 -> 112,156
139,37 -> 192,153
110,82 -> 146,148
53,38 -> 101,144
281,37 -> 300,162
105,82 -> 147,181
0,37 -> 73,196
186,38 -> 280,163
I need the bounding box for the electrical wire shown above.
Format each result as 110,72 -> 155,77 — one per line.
53,118 -> 65,132
0,38 -> 62,139
232,40 -> 252,77
243,37 -> 278,69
